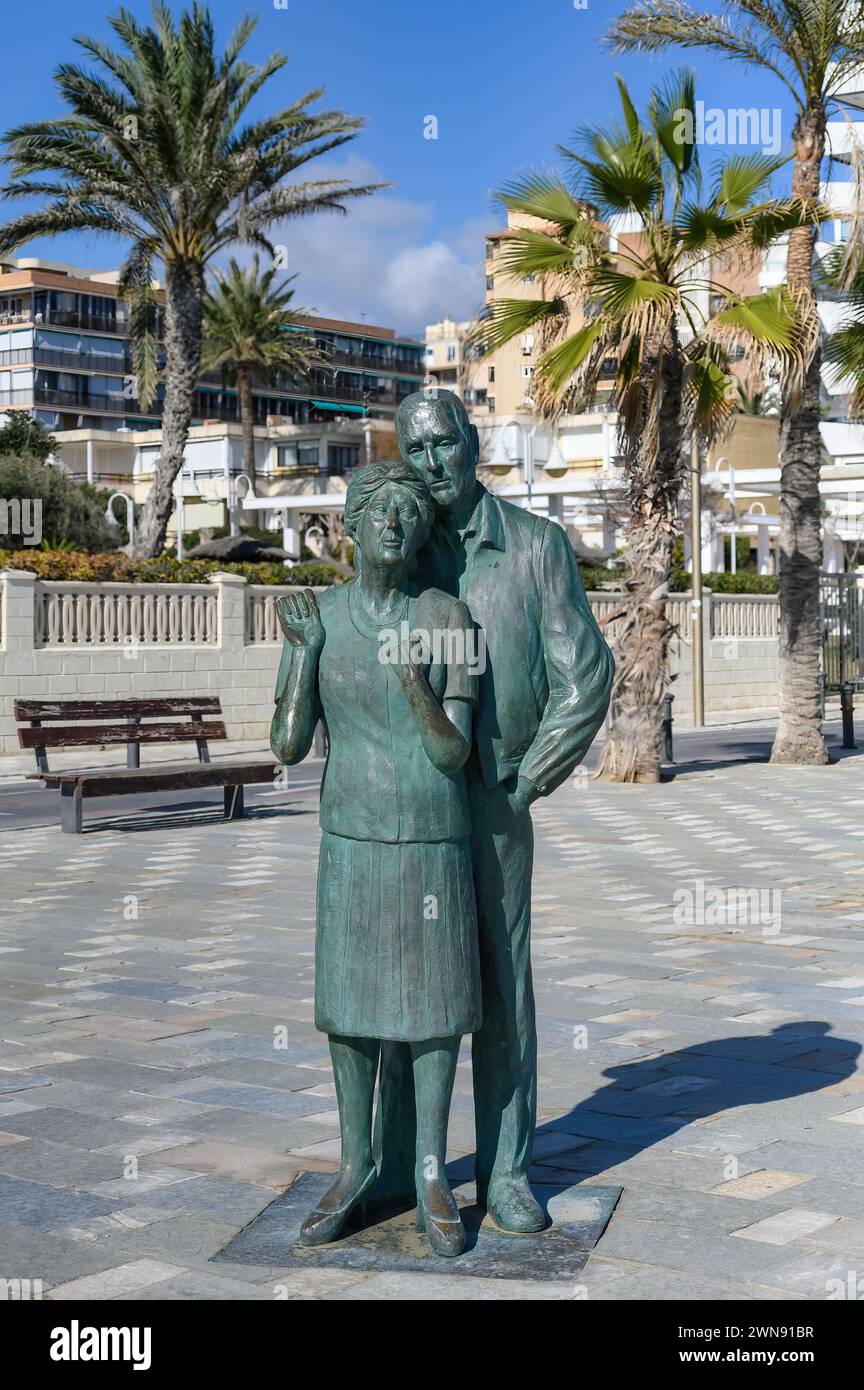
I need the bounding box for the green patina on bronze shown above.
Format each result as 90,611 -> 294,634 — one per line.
272,390 -> 613,1253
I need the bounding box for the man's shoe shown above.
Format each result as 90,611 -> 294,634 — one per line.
484,1178 -> 545,1233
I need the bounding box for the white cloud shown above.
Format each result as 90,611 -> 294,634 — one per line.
257,156 -> 485,337
379,242 -> 482,328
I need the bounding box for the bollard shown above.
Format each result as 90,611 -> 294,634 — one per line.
661,693 -> 674,763
841,683 -> 857,750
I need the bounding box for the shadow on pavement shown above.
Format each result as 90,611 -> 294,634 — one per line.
446,1023 -> 860,1221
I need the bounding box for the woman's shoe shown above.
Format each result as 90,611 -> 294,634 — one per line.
416,1176 -> 466,1258
299,1164 -> 377,1247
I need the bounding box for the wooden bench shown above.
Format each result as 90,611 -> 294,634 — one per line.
14,697 -> 278,833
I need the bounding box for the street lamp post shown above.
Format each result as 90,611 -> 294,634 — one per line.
712,455 -> 736,574
174,469 -> 202,562
690,435 -> 705,728
105,490 -> 135,552
490,419 -> 543,512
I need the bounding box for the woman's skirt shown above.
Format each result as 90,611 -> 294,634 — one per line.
314,832 -> 481,1041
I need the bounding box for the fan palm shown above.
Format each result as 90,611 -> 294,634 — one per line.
606,2 -> 864,762
202,256 -> 326,483
0,3 -> 378,556
472,73 -> 813,782
824,253 -> 864,414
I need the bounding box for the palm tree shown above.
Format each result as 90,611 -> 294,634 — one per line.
202,256 -> 325,484
606,3 -> 864,762
472,73 -> 810,782
824,255 -> 864,414
0,4 -> 378,557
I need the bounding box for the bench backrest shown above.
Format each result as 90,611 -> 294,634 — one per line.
14,698 -> 226,774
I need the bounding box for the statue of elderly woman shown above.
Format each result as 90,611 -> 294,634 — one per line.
270,460 -> 480,1257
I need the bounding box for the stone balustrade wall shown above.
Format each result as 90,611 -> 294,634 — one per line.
0,572 -> 782,757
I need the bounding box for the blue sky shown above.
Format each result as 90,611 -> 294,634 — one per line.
0,0 -> 841,335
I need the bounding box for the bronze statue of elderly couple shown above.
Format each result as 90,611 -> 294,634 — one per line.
271,389 -> 613,1258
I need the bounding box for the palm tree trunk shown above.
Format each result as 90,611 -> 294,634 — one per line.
771,105 -> 829,765
134,259 -> 204,559
237,366 -> 256,484
599,335 -> 684,782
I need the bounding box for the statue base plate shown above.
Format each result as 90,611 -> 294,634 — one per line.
212,1173 -> 622,1281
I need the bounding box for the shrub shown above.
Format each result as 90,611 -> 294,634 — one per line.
0,548 -> 132,581
0,455 -> 120,552
670,569 -> 778,594
0,548 -> 347,585
580,563 -> 627,591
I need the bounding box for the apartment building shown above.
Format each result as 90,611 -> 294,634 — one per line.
0,257 -> 425,435
469,197 -> 864,572
423,317 -> 487,408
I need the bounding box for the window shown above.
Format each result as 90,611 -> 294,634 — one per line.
488,365 -> 495,383
520,333 -> 534,355
486,275 -> 494,290
523,274 -> 535,284
522,364 -> 533,379
487,396 -> 496,413
446,344 -> 456,362
298,442 -> 320,468
328,443 -> 360,476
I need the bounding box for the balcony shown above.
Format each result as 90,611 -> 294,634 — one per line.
33,385 -> 158,416
37,309 -> 125,335
0,346 -> 133,374
314,345 -> 423,377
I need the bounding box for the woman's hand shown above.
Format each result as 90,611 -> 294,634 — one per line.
276,590 -> 325,651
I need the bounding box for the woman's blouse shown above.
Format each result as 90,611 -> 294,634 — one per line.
315,584 -> 477,843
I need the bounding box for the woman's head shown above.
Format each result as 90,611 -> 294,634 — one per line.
343,459 -> 435,571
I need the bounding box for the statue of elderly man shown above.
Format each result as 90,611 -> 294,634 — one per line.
378,388 -> 614,1233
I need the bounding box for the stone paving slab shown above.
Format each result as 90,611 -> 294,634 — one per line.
1,738 -> 864,1299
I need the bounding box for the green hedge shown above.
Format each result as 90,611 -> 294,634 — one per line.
579,563 -> 778,595
0,549 -> 347,586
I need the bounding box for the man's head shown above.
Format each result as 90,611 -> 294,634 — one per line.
395,389 -> 479,515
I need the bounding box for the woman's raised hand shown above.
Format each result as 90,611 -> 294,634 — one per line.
276,589 -> 325,650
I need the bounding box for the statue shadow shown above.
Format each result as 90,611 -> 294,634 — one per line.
444,1022 -> 860,1230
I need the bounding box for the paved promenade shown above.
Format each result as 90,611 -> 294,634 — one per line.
1,726 -> 863,1300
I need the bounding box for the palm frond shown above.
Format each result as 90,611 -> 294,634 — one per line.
493,228 -> 591,280
495,173 -> 591,237
467,297 -> 568,356
605,2 -> 803,104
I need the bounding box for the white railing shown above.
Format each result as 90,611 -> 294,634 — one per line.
587,591 -> 693,640
27,580 -> 780,649
35,581 -> 218,647
246,584 -> 327,644
588,590 -> 780,643
710,592 -> 780,639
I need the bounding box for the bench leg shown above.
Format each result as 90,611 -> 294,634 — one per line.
224,784 -> 245,820
60,784 -> 83,834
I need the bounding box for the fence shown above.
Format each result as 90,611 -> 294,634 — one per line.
587,589 -> 779,645
0,571 -> 782,755
35,582 -> 218,648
